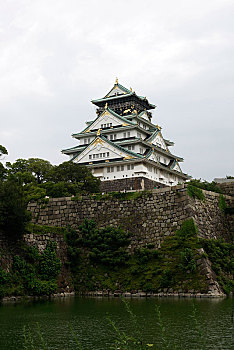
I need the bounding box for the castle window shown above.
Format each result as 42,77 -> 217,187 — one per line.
127,131 -> 130,137
110,166 -> 114,172
101,124 -> 103,128
89,155 -> 92,159
110,135 -> 113,140
84,138 -> 87,144
107,123 -> 109,127
110,123 -> 112,127
127,165 -> 130,170
131,164 -> 134,169
93,154 -> 95,159
103,153 -> 106,157
104,124 -> 106,128
121,165 -> 124,171
107,168 -> 110,173
123,132 -> 126,138
114,134 -> 117,140
107,152 -> 109,157
117,166 -> 120,171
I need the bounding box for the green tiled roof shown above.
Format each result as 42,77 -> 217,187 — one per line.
91,82 -> 156,108
73,107 -> 136,135
98,134 -> 145,159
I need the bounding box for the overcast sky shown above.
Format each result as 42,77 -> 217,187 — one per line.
1,0 -> 233,181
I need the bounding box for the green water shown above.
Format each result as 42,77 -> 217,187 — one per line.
0,297 -> 233,350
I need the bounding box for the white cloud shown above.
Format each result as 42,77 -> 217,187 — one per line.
0,0 -> 233,180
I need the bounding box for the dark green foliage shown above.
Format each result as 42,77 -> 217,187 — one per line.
64,226 -> 81,273
179,248 -> 197,272
79,219 -> 130,266
187,184 -> 205,201
0,242 -> 61,298
72,219 -> 206,293
188,179 -> 222,194
5,158 -> 100,203
218,194 -> 226,212
91,190 -> 151,201
0,145 -> 8,157
27,223 -> 66,235
200,239 -> 234,294
47,161 -> 100,194
0,180 -> 31,241
38,241 -> 62,280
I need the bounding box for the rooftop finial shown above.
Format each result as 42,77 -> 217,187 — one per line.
130,87 -> 132,92
97,129 -> 101,136
105,102 -> 108,109
115,77 -> 118,85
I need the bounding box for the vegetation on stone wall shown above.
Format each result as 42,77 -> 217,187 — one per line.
218,194 -> 227,212
187,184 -> 205,201
0,241 -> 62,299
65,219 -> 211,294
187,179 -> 222,194
200,239 -> 234,294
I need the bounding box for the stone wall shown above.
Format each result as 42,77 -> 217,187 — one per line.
217,181 -> 234,197
100,177 -> 165,192
27,184 -> 233,252
23,232 -> 72,292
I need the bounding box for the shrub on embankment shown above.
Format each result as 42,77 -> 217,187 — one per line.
65,218 -> 233,295
0,241 -> 62,299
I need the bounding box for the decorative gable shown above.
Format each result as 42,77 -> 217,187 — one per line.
170,160 -> 182,173
72,136 -> 140,164
148,150 -> 161,163
106,86 -> 127,97
82,109 -> 133,133
149,131 -> 167,150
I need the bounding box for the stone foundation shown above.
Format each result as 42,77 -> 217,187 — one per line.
100,177 -> 165,192
27,184 -> 233,251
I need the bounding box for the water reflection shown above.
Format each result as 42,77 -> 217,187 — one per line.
0,296 -> 232,350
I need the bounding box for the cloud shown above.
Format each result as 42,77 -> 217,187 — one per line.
0,0 -> 233,180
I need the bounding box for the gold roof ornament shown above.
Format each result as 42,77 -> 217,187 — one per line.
105,102 -> 108,109
115,77 -> 118,84
130,87 -> 132,92
97,129 -> 101,136
156,124 -> 161,130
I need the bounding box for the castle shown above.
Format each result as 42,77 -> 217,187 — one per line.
62,79 -> 190,191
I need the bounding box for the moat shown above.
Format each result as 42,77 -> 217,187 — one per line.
0,297 -> 232,350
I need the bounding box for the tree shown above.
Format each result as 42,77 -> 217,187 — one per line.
48,161 -> 100,193
0,145 -> 8,159
28,158 -> 53,184
0,179 -> 31,241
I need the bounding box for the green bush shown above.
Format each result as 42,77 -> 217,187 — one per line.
38,242 -> 62,280
188,179 -> 222,194
179,248 -> 196,272
0,242 -> 62,298
200,239 -> 234,294
187,184 -> 205,201
78,219 -> 130,266
218,194 -> 226,212
64,226 -> 81,273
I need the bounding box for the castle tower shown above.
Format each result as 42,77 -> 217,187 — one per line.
62,80 -> 190,191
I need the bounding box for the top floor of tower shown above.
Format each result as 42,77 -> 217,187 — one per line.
91,78 -> 155,120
